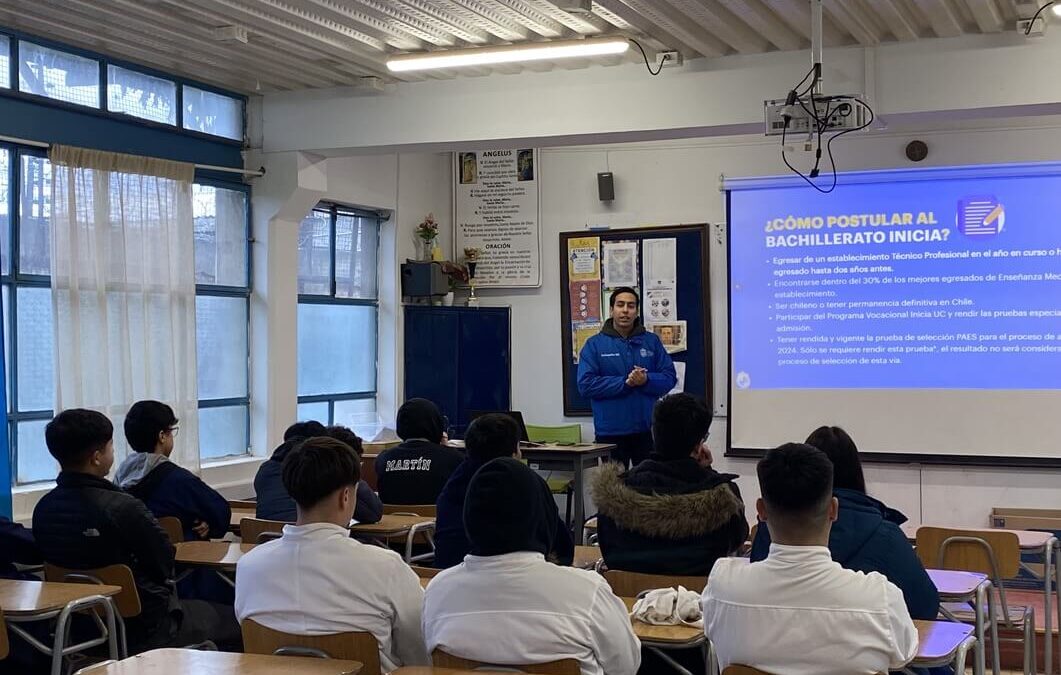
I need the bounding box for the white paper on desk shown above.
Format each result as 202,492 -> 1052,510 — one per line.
603,241 -> 638,287
643,238 -> 677,290
668,362 -> 686,395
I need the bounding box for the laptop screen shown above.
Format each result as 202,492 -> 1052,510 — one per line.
467,410 -> 530,442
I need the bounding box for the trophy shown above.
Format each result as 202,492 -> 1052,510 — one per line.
464,247 -> 481,307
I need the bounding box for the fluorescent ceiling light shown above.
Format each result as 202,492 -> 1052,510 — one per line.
1053,2 -> 1061,17
387,37 -> 630,72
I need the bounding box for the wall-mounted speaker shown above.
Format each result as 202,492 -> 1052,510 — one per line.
597,172 -> 614,201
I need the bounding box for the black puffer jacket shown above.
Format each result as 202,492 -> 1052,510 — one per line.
32,471 -> 178,647
590,457 -> 749,576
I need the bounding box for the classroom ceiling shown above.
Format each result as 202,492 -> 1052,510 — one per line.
0,0 -> 1034,94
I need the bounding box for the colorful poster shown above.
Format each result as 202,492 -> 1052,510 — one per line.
453,149 -> 541,288
573,322 -> 601,363
569,280 -> 602,324
568,236 -> 600,282
647,320 -> 688,354
644,289 -> 677,323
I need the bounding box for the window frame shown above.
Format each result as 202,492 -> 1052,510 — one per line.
193,177 -> 253,462
1,145 -> 255,483
0,26 -> 245,143
296,203 -> 382,425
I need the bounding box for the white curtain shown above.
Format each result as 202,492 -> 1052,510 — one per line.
49,145 -> 201,472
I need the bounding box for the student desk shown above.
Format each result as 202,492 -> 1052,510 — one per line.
350,514 -> 436,563
175,541 -> 255,573
906,619 -> 976,674
0,579 -> 122,675
927,569 -> 990,675
573,545 -> 601,570
903,523 -> 1057,675
229,507 -> 255,533
515,443 -> 613,544
75,647 -> 363,674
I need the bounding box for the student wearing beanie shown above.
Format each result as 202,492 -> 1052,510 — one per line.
423,457 -> 640,675
433,413 -> 573,569
374,399 -> 464,505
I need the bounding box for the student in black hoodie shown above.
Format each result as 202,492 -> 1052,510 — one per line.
591,393 -> 748,576
115,400 -> 230,542
32,409 -> 240,652
374,399 -> 464,505
254,421 -> 382,523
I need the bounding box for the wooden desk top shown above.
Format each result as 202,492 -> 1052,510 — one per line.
231,508 -> 256,528
350,514 -> 434,536
926,568 -> 988,598
621,597 -> 703,645
445,440 -> 613,455
420,577 -> 430,589
77,648 -> 362,674
574,545 -> 601,570
912,619 -> 973,662
390,669 -> 514,675
175,541 -> 255,570
902,523 -> 1053,549
0,579 -> 122,617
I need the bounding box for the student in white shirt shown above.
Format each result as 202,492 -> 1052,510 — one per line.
423,457 -> 641,675
235,436 -> 429,671
703,443 -> 919,675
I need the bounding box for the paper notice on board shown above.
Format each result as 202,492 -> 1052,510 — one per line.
647,320 -> 687,354
573,322 -> 601,363
453,149 -> 541,287
643,238 -> 677,290
602,241 -> 638,288
668,361 -> 686,395
569,280 -> 602,324
644,289 -> 677,323
568,236 -> 600,282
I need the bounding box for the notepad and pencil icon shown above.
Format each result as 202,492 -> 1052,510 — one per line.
958,196 -> 1005,237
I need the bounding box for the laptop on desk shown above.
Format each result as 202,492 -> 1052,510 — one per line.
467,410 -> 544,447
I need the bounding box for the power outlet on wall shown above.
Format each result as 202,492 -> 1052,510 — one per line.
656,50 -> 683,69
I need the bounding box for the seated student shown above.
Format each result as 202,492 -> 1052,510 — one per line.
434,413 -> 573,569
0,516 -> 41,580
750,426 -> 939,620
591,393 -> 748,576
115,400 -> 230,542
254,421 -> 326,521
324,425 -> 383,524
235,437 -> 428,671
33,409 -> 241,652
704,443 -> 918,675
423,457 -> 640,675
374,399 -> 463,505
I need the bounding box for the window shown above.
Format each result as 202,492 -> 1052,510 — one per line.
183,86 -> 242,141
296,204 -> 381,440
0,36 -> 10,89
18,42 -> 100,108
0,148 -> 252,483
193,183 -> 251,460
107,65 -> 176,125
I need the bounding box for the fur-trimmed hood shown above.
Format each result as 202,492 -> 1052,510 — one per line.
591,460 -> 744,539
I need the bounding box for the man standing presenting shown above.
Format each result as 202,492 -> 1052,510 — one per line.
577,287 -> 677,466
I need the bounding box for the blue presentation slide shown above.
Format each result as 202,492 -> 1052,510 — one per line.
729,164 -> 1061,390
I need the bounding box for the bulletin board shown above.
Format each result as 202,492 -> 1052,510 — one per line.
559,224 -> 711,417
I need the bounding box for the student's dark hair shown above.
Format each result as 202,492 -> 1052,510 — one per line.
805,425 -> 866,494
124,400 -> 178,454
325,425 -> 364,459
45,409 -> 113,469
757,443 -> 833,526
652,393 -> 710,459
281,437 -> 360,510
465,413 -> 520,462
609,286 -> 639,308
283,420 -> 327,442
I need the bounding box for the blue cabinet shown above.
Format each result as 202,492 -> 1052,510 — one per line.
403,305 -> 511,437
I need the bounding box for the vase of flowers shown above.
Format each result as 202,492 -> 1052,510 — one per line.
415,213 -> 439,261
